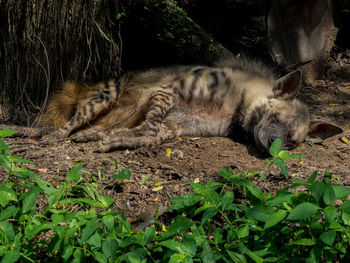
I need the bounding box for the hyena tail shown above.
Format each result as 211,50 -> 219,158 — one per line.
39,81 -> 84,128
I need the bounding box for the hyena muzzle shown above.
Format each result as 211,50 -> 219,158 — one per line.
5,57 -> 343,153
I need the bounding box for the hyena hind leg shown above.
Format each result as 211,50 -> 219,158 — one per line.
97,123 -> 176,152
72,125 -> 110,142
57,79 -> 120,138
98,86 -> 177,150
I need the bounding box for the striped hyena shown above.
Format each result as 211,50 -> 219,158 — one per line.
15,57 -> 343,153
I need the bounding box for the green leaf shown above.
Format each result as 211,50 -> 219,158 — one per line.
0,154 -> 12,171
213,228 -> 223,245
227,250 -> 247,263
278,151 -> 305,159
323,185 -> 336,205
320,230 -> 336,246
98,195 -> 114,207
66,163 -> 84,184
102,239 -> 118,258
143,227 -> 155,245
0,185 -> 17,207
168,194 -> 201,211
0,206 -> 19,221
102,215 -> 115,232
1,247 -> 20,263
323,206 -> 337,223
183,234 -> 196,257
269,138 -> 282,157
307,171 -> 318,183
237,225 -> 249,239
245,183 -> 266,201
222,191 -> 234,211
0,140 -> 10,155
246,204 -> 274,222
112,169 -> 131,180
169,253 -> 185,263
63,246 -> 74,262
201,239 -> 215,263
22,192 -> 38,213
273,158 -> 288,177
94,251 -> 108,263
60,198 -> 107,208
333,185 -> 350,199
264,209 -> 287,229
72,248 -> 82,263
341,212 -> 350,226
87,231 -> 102,247
341,200 -> 350,214
81,219 -> 99,243
7,156 -> 33,164
289,238 -> 316,246
287,202 -> 320,220
311,181 -> 326,204
0,220 -> 15,244
158,240 -> 187,255
201,207 -> 218,224
168,216 -> 194,233
0,130 -> 17,137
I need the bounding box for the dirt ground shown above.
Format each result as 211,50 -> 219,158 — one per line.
1,59 -> 350,226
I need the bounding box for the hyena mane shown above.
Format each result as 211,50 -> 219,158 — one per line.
11,56 -> 343,153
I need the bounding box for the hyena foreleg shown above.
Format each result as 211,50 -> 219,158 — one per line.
56,79 -> 120,138
98,85 -> 177,151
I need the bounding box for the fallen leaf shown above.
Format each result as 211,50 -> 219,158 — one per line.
23,138 -> 37,143
191,137 -> 201,141
128,160 -> 140,165
152,186 -> 164,192
74,159 -> 85,163
65,140 -> 71,144
328,103 -> 336,106
37,168 -> 48,173
176,136 -> 183,141
340,136 -> 349,144
166,148 -> 171,158
155,182 -> 163,187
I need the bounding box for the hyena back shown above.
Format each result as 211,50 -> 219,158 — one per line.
37,58 -> 342,152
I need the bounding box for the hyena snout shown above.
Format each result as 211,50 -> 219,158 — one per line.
255,123 -> 288,153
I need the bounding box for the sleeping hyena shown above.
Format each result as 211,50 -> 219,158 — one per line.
8,57 -> 343,153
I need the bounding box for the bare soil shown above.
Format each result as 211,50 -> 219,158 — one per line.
1,61 -> 350,226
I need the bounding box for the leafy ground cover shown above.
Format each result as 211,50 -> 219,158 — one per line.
1,130 -> 349,262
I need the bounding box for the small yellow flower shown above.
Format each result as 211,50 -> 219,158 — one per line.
162,225 -> 167,232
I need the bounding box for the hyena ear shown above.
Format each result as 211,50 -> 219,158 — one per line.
273,70 -> 302,100
306,119 -> 344,143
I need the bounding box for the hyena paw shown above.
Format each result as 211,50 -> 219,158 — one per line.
55,127 -> 70,138
96,140 -> 111,152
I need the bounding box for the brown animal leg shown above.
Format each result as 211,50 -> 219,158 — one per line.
97,123 -> 176,152
56,79 -> 120,138
98,86 -> 177,151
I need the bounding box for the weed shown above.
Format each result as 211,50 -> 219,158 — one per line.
0,130 -> 349,262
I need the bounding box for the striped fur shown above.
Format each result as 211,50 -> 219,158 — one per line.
36,57 -> 342,152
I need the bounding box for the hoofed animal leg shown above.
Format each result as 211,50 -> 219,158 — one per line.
56,79 -> 120,138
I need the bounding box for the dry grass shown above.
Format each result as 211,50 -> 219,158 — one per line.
0,0 -> 122,125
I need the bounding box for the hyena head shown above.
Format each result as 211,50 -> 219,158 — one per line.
249,70 -> 343,153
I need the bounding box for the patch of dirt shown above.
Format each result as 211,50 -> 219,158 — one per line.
2,62 -> 350,225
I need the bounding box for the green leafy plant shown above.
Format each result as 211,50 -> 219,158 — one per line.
266,138 -> 305,178
1,130 -> 349,262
